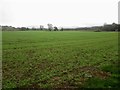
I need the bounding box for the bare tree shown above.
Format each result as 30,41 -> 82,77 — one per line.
54,26 -> 58,31
47,24 -> 53,31
40,25 -> 44,30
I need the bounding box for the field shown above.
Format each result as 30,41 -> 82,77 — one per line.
2,31 -> 119,88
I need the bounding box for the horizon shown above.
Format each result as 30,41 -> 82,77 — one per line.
0,22 -> 110,28
1,22 -> 117,29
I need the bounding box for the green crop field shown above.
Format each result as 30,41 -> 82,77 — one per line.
2,31 -> 119,88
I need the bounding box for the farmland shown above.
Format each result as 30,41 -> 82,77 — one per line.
2,31 -> 119,88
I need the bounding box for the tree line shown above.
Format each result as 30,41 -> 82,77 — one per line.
1,23 -> 119,31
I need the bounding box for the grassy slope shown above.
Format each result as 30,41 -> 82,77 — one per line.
2,31 -> 119,88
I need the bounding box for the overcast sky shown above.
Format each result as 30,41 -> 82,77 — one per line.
0,0 -> 119,28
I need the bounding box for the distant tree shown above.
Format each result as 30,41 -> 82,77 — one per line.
104,23 -> 107,26
21,27 -> 28,31
60,28 -> 63,31
47,24 -> 53,31
102,23 -> 118,31
116,24 -> 119,31
32,27 -> 36,30
54,26 -> 58,31
40,25 -> 44,30
2,26 -> 16,31
112,23 -> 118,31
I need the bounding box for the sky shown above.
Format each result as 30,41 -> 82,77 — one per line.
118,1 -> 120,24
0,0 -> 119,28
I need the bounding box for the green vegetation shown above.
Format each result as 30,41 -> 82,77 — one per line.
2,31 -> 119,88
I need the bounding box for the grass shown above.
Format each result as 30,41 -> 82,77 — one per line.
2,31 -> 119,88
